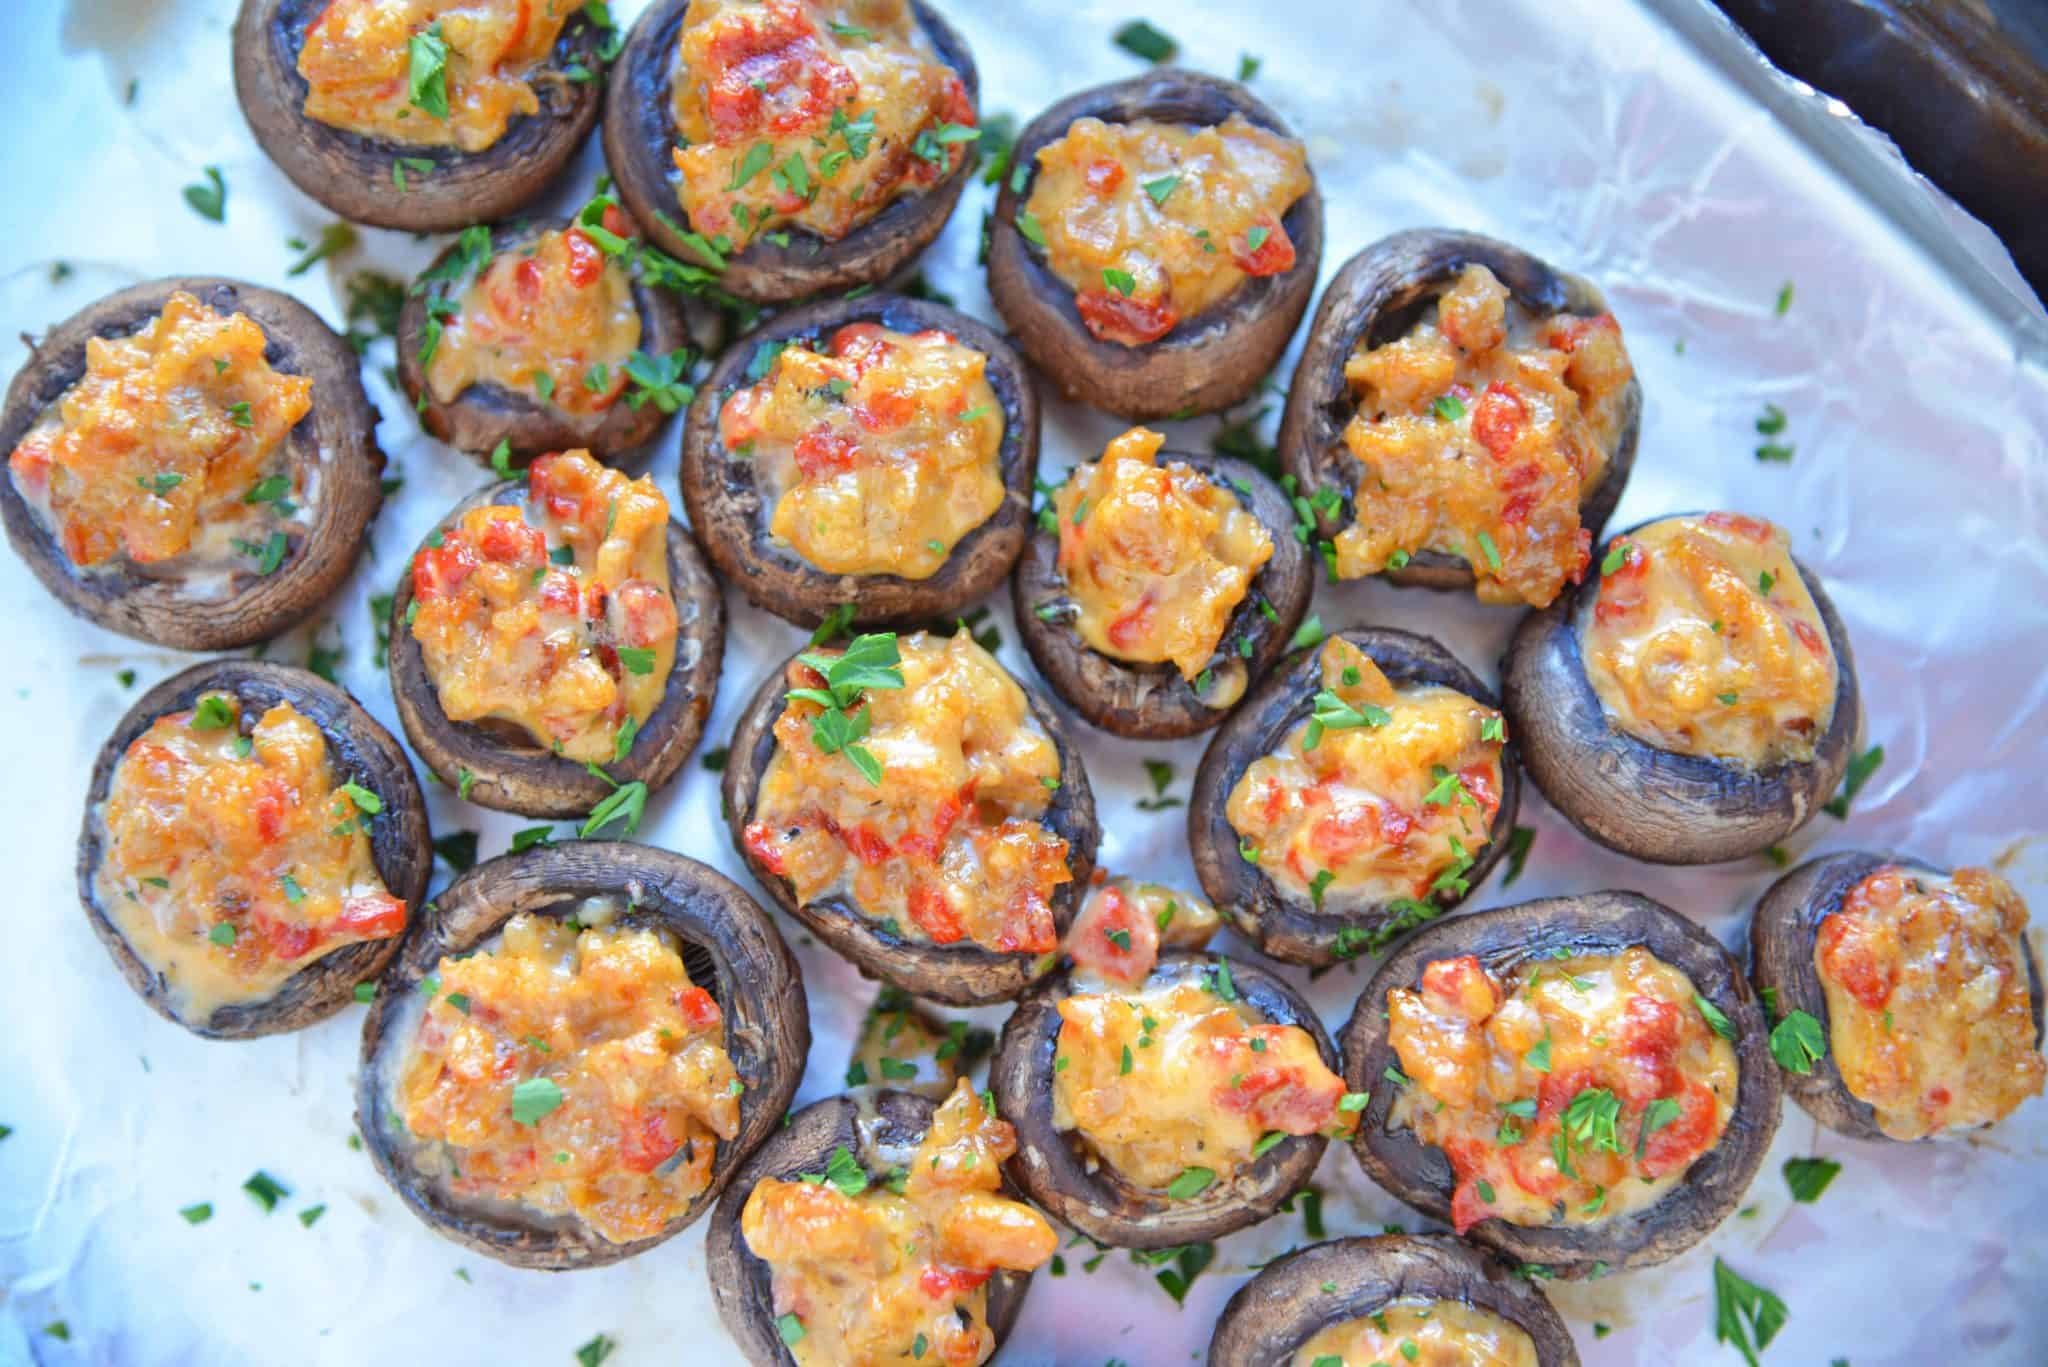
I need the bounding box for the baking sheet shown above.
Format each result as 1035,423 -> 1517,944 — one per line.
2,0 -> 2045,1363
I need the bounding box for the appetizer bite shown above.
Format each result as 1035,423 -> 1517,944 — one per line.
1503,512 -> 1858,864
846,987 -> 992,1099
397,216 -> 692,463
1013,427 -> 1312,739
1208,1234 -> 1580,1367
77,661 -> 429,1039
1062,873 -> 1221,987
1279,229 -> 1640,604
233,0 -> 610,232
989,71 -> 1323,420
1190,629 -> 1519,966
992,950 -> 1356,1249
708,1083 -> 1052,1366
1341,893 -> 1781,1275
683,294 -> 1038,629
388,451 -> 725,817
357,843 -> 808,1269
725,627 -> 1097,1006
2,278 -> 382,650
1751,852 -> 2044,1142
605,0 -> 980,302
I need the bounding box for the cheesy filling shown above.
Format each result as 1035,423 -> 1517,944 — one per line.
1063,876 -> 1221,987
1293,1298 -> 1539,1367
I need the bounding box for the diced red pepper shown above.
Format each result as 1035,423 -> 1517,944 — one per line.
563,228 -> 605,288
477,517 -> 546,568
619,1110 -> 681,1175
1076,290 -> 1179,347
1084,158 -> 1126,195
919,1264 -> 991,1300
1639,1078 -> 1719,1176
1703,512 -> 1774,542
676,986 -> 723,1030
1232,213 -> 1295,277
1471,381 -> 1527,460
909,884 -> 965,944
1613,995 -> 1682,1105
336,893 -> 407,940
743,822 -> 787,876
793,425 -> 861,478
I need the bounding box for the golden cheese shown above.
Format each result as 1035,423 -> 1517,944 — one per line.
1293,1299 -> 1539,1367
1063,875 -> 1221,987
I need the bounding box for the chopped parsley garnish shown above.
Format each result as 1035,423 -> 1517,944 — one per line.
1015,210 -> 1047,247
728,141 -> 774,192
581,762 -> 649,839
1524,1032 -> 1553,1074
1165,1166 -> 1214,1199
1474,530 -> 1503,572
1601,540 -> 1634,575
183,166 -> 226,223
1823,744 -> 1884,819
242,1171 -> 290,1213
1142,173 -> 1180,206
510,826 -> 555,852
1431,393 -> 1467,421
179,1202 -> 213,1224
1303,687 -> 1390,749
575,1334 -> 617,1367
1102,267 -> 1136,297
1783,1155 -> 1841,1203
407,23 -> 449,119
623,348 -> 695,413
615,646 -> 657,676
191,695 -> 236,730
1308,868 -> 1335,911
1713,1258 -> 1788,1367
1112,19 -> 1178,63
510,1076 -> 564,1124
1773,281 -> 1794,316
1694,994 -> 1734,1039
1136,758 -> 1181,811
789,633 -> 905,786
1768,1009 -> 1827,1074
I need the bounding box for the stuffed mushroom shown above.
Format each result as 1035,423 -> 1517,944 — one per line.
988,71 -> 1323,420
1341,892 -> 1781,1276
357,842 -> 808,1269
1190,628 -> 1520,967
388,450 -> 724,818
604,0 -> 980,303
1502,511 -> 1859,864
2,277 -> 383,650
682,293 -> 1039,629
77,660 -> 430,1039
1750,851 -> 2044,1142
1278,229 -> 1640,605
1012,427 -> 1311,739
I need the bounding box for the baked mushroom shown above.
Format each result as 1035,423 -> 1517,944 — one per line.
232,0 -> 609,233
357,842 -> 808,1269
1209,1234 -> 1581,1367
992,949 -> 1354,1250
1,277 -> 383,650
1750,852 -> 2044,1142
604,0 -> 980,303
1502,511 -> 1859,864
724,627 -> 1097,1006
681,293 -> 1039,629
988,71 -> 1323,420
1012,428 -> 1311,739
77,660 -> 429,1039
1340,892 -> 1781,1276
1278,228 -> 1641,605
706,1082 -> 1051,1365
396,216 -> 691,464
1189,628 -> 1520,967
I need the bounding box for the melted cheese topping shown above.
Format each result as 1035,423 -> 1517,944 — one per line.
426,228 -> 641,415
408,451 -> 676,763
1226,638 -> 1505,908
8,291 -> 312,571
743,1080 -> 1056,1367
1023,114 -> 1311,347
1293,1299 -> 1539,1367
1817,866 -> 2044,1140
743,631 -> 1070,954
1052,427 -> 1274,682
1387,948 -> 1737,1233
670,0 -> 974,249
1052,974 -> 1354,1190
1583,513 -> 1837,769
395,912 -> 738,1245
1333,264 -> 1634,607
298,0 -> 584,152
718,323 -> 1005,578
94,694 -> 406,1024
1064,876 -> 1221,987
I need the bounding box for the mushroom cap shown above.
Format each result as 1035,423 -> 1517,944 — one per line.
356,842 -> 809,1269
1278,228 -> 1640,593
1189,627 -> 1522,966
1010,451 -> 1313,740
987,70 -> 1324,421
0,277 -> 384,650
76,661 -> 430,1039
1340,892 -> 1781,1274
603,0 -> 979,303
990,950 -> 1333,1249
680,292 -> 1039,629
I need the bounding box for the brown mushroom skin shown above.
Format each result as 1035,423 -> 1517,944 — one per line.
1501,515 -> 1859,865
681,294 -> 1039,630
706,1090 -> 1033,1365
1749,851 -> 2046,1142
1208,1234 -> 1582,1367
357,843 -> 809,1270
721,643 -> 1098,1006
76,661 -> 430,1040
395,219 -> 692,463
604,0 -> 978,304
1,277 -> 384,651
232,0 -> 606,233
387,477 -> 724,818
1188,628 -> 1523,966
988,72 -> 1324,421
1340,892 -> 1782,1276
1011,452 -> 1312,739
1278,229 -> 1641,594
990,950 -> 1333,1249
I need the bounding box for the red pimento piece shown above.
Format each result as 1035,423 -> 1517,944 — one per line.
1076,290 -> 1179,347
1084,158 -> 1126,195
1232,213 -> 1296,277
1471,381 -> 1527,460
1639,1078 -> 1719,1176
909,884 -> 966,944
700,0 -> 853,141
562,228 -> 605,288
